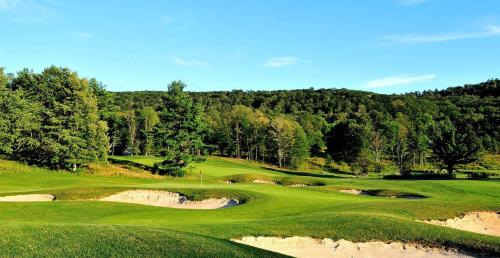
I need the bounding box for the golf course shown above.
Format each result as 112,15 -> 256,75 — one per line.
0,156 -> 498,257
1,1 -> 500,257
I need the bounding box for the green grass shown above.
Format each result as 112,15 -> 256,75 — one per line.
0,156 -> 499,256
110,155 -> 164,167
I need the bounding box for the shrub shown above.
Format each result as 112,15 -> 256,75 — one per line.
374,162 -> 384,174
466,172 -> 490,179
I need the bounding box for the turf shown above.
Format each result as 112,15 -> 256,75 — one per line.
0,157 -> 499,256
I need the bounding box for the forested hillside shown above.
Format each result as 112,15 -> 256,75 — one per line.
1,66 -> 498,176
111,79 -> 499,174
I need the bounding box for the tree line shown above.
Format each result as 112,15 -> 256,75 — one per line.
1,66 -> 498,176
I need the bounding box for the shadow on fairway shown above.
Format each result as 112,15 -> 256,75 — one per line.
261,167 -> 344,179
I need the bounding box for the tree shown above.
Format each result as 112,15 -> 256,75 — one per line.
139,106 -> 159,156
269,116 -> 296,167
105,111 -> 127,155
393,113 -> 411,175
122,107 -> 139,155
10,66 -> 108,170
297,113 -> 328,156
0,69 -> 40,158
326,120 -> 368,164
431,118 -> 482,176
370,131 -> 383,162
155,81 -> 204,175
268,115 -> 309,168
290,126 -> 309,169
227,105 -> 251,158
247,109 -> 269,161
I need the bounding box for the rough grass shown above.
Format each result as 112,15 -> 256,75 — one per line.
84,163 -> 162,179
0,156 -> 499,256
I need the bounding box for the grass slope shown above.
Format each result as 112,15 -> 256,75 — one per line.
0,157 -> 499,256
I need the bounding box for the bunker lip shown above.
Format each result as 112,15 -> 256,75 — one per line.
339,189 -> 426,199
421,211 -> 500,237
0,194 -> 56,202
232,236 -> 473,258
289,184 -> 308,187
252,179 -> 279,185
100,190 -> 239,209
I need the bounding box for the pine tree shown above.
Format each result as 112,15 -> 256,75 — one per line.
155,81 -> 204,175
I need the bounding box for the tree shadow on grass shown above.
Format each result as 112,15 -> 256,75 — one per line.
261,167 -> 345,179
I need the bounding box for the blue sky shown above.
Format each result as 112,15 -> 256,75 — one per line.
1,0 -> 499,93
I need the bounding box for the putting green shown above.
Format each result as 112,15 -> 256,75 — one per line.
0,157 -> 499,256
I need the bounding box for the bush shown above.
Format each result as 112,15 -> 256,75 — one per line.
466,172 -> 490,179
373,162 -> 384,174
384,170 -> 453,180
351,157 -> 370,176
192,156 -> 207,163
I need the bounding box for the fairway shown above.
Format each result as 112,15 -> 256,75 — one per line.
0,157 -> 499,257
2,1 -> 500,256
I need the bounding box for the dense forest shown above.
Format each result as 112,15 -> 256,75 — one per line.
1,66 -> 499,176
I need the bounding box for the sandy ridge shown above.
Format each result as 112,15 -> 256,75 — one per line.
233,236 -> 472,258
0,194 -> 55,202
100,190 -> 239,209
423,211 -> 500,237
253,179 -> 278,185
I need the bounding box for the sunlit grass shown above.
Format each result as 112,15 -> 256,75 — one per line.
0,157 -> 499,256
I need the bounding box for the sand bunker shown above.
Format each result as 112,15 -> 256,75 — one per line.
253,179 -> 278,185
100,190 -> 238,209
340,189 -> 368,195
233,236 -> 471,258
289,184 -> 308,187
339,189 -> 425,199
423,211 -> 500,237
0,194 -> 55,202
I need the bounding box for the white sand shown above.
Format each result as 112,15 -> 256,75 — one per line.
423,211 -> 500,237
253,179 -> 278,185
0,194 -> 55,202
233,236 -> 472,258
339,189 -> 425,199
339,189 -> 367,195
100,190 -> 238,209
289,184 -> 308,187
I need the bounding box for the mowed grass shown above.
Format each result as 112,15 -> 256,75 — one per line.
0,157 -> 499,256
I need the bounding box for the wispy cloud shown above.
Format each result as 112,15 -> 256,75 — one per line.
397,0 -> 430,6
161,16 -> 173,25
385,25 -> 500,44
0,0 -> 19,10
263,56 -> 299,68
172,57 -> 208,68
366,74 -> 436,88
74,32 -> 92,40
0,0 -> 60,23
149,11 -> 193,28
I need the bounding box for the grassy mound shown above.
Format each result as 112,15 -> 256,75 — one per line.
0,223 -> 284,257
0,157 -> 499,256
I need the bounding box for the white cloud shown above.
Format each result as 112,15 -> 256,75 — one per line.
397,0 -> 430,6
366,74 -> 436,88
385,25 -> 500,43
172,57 -> 208,67
263,56 -> 299,68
